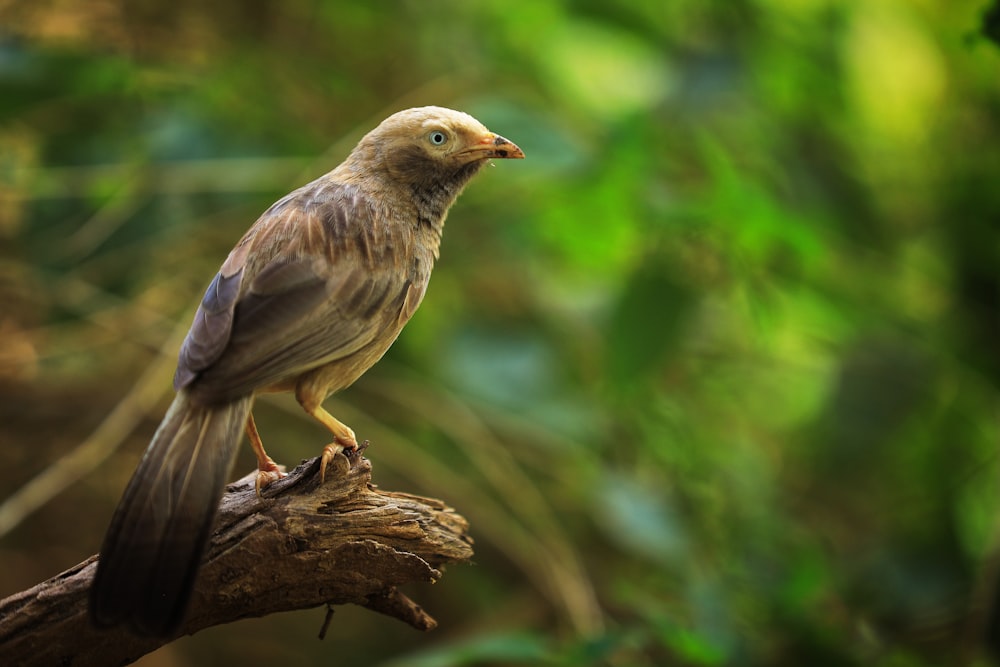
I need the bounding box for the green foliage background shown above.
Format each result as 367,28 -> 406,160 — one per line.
1,1 -> 999,665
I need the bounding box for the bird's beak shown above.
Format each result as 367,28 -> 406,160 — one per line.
464,132 -> 525,160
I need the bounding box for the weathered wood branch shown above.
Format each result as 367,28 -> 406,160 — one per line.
0,450 -> 474,666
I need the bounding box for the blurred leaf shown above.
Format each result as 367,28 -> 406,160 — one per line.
539,19 -> 672,120
439,326 -> 555,407
605,254 -> 697,389
596,472 -> 691,565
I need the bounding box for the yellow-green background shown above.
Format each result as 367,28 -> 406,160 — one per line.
2,1 -> 999,665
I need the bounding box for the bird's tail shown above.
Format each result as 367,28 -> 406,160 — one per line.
90,390 -> 252,636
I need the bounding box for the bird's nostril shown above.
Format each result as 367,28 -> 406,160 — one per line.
494,135 -> 509,146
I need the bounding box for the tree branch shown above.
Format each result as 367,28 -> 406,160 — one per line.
0,450 -> 474,666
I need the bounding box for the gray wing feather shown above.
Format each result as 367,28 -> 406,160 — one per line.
174,269 -> 244,390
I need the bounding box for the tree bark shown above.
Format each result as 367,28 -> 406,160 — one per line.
0,450 -> 474,666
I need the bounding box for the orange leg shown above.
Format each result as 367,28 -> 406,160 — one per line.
302,403 -> 358,484
246,412 -> 285,496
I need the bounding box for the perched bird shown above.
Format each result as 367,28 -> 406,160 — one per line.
89,106 -> 524,637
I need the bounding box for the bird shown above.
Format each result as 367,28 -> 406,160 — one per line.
89,106 -> 524,637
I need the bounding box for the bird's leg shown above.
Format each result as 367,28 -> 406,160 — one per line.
311,406 -> 358,483
246,412 -> 285,496
297,399 -> 358,483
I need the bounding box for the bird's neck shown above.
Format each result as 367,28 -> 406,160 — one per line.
407,160 -> 484,232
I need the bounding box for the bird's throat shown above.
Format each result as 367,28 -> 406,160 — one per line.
410,160 -> 486,232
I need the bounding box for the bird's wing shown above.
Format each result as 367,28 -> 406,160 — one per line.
174,181 -> 419,402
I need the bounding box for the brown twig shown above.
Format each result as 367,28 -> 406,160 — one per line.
0,452 -> 473,667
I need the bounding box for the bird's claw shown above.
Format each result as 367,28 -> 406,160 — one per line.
255,467 -> 286,497
319,435 -> 362,484
319,443 -> 343,485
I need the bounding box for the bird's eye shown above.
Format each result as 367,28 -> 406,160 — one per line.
428,131 -> 448,146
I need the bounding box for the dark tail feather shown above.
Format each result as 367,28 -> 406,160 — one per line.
90,390 -> 252,637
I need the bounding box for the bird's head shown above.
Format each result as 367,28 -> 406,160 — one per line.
347,106 -> 524,192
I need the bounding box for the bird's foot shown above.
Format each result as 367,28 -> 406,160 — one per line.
319,435 -> 361,484
255,461 -> 286,497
